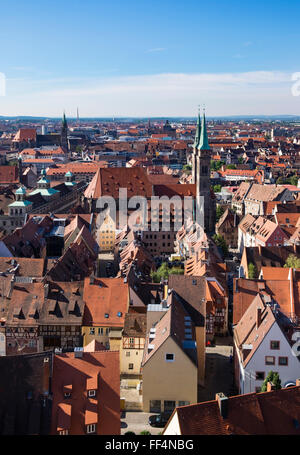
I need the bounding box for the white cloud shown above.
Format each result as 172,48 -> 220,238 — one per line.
0,70 -> 298,117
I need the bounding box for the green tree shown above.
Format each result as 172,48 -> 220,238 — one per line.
284,254 -> 300,268
226,164 -> 237,170
169,267 -> 184,275
151,263 -> 183,283
289,175 -> 298,186
248,262 -> 258,279
140,430 -> 151,435
183,164 -> 192,171
213,184 -> 222,193
213,234 -> 228,257
260,371 -> 281,392
276,176 -> 284,184
238,156 -> 244,164
216,205 -> 225,222
211,160 -> 225,171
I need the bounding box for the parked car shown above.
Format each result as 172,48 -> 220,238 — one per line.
148,412 -> 172,427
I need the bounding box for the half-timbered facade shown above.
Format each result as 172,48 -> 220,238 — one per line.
39,281 -> 84,351
121,313 -> 146,377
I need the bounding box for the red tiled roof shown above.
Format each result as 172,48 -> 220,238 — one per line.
84,167 -> 153,199
47,163 -> 105,176
13,128 -> 36,142
83,277 -> 129,327
165,385 -> 300,434
51,351 -> 120,435
0,166 -> 19,184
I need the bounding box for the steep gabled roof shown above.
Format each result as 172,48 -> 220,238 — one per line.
165,385 -> 300,435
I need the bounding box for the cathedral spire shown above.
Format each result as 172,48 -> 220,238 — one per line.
62,111 -> 68,129
193,107 -> 201,149
61,111 -> 68,151
198,110 -> 211,151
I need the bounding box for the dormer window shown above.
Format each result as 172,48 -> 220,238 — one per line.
88,390 -> 96,398
165,353 -> 175,362
104,313 -> 109,318
64,392 -> 71,399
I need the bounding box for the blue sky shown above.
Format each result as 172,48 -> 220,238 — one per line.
1,0 -> 300,116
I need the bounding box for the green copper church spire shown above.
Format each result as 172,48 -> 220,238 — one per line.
198,110 -> 211,151
62,111 -> 68,128
193,108 -> 201,149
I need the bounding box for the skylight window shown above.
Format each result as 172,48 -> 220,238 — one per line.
104,313 -> 109,318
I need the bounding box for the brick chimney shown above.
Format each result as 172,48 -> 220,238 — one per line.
216,392 -> 228,418
267,382 -> 276,392
256,307 -> 262,328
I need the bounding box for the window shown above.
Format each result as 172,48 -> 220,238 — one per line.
270,341 -> 280,350
128,363 -> 134,370
265,356 -> 275,365
164,400 -> 176,412
150,400 -> 161,413
59,429 -> 69,435
279,357 -> 288,366
178,401 -> 190,406
29,339 -> 36,348
88,390 -> 96,397
165,353 -> 175,362
256,372 -> 265,380
86,424 -> 96,434
64,392 -> 71,398
89,328 -> 95,335
126,352 -> 130,357
98,328 -> 103,335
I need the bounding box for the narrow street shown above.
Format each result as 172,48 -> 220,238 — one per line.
120,411 -> 164,435
198,336 -> 236,403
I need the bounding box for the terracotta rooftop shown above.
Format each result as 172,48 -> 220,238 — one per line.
0,166 -> 19,184
47,163 -> 104,176
13,128 -> 36,142
84,167 -> 153,199
234,294 -> 276,366
164,385 -> 300,434
83,277 -> 129,327
0,257 -> 45,277
51,351 -> 120,435
123,313 -> 147,338
233,274 -> 300,324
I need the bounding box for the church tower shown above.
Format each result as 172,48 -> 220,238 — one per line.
61,112 -> 68,151
193,110 -> 215,232
192,110 -> 201,184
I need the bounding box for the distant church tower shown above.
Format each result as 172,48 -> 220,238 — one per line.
61,112 -> 68,151
192,110 -> 215,233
